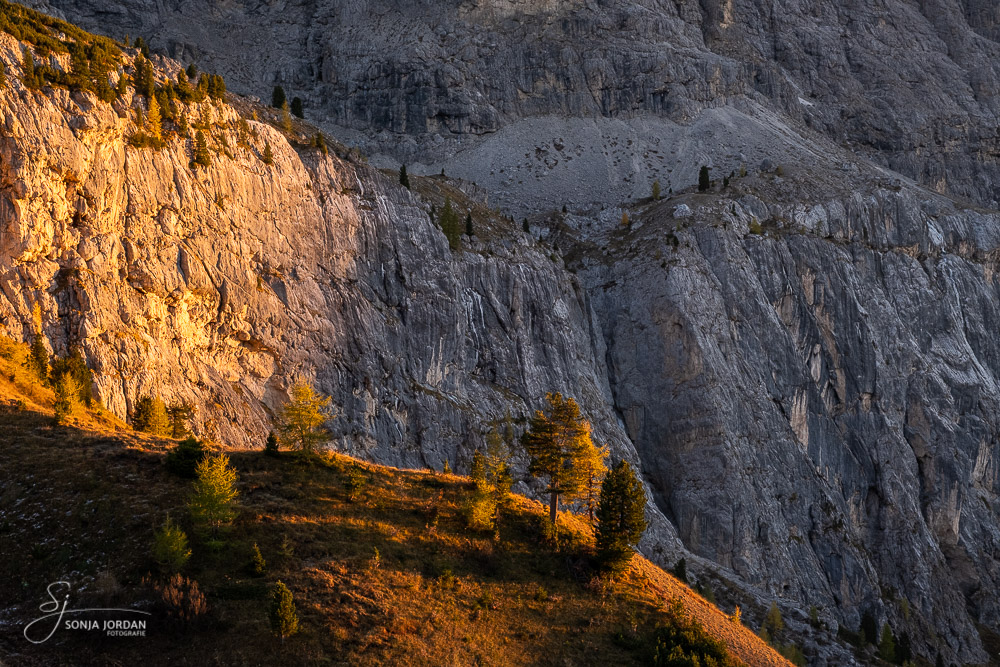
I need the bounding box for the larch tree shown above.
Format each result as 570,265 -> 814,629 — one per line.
268,581 -> 299,641
572,440 -> 609,523
275,378 -> 334,453
521,392 -> 594,525
189,453 -> 239,535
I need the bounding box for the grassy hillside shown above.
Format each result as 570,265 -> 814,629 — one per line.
0,337 -> 792,666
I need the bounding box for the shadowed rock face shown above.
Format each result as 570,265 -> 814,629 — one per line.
9,2 -> 1000,663
22,0 -> 1000,210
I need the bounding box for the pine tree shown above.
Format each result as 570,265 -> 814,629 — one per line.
762,601 -> 784,639
0,62 -> 7,89
135,55 -> 155,98
439,198 -> 461,250
698,165 -> 711,192
262,142 -> 274,165
21,48 -> 37,89
186,63 -> 198,80
621,211 -> 630,228
465,212 -> 474,237
860,611 -> 878,645
595,459 -> 647,573
272,85 -> 286,109
281,100 -> 292,132
268,581 -> 299,641
27,335 -> 48,383
399,164 -> 410,189
189,454 -> 239,534
133,395 -> 170,435
878,624 -> 896,663
652,180 -> 661,200
523,218 -> 530,233
152,516 -> 191,573
167,401 -> 195,438
291,96 -> 304,118
53,373 -> 81,425
275,378 -> 334,453
264,431 -> 279,456
521,392 -> 594,525
165,436 -> 206,478
313,133 -> 327,155
193,130 -> 211,168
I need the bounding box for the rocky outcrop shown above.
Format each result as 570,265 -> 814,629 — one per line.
22,0 -> 1000,213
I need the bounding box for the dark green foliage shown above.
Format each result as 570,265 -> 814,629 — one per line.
152,517 -> 191,573
133,36 -> 149,58
595,459 -> 647,574
271,85 -> 285,108
860,610 -> 878,645
878,623 -> 896,663
761,601 -> 783,638
268,581 -> 299,640
133,395 -> 170,435
251,543 -> 266,576
671,557 -> 687,583
438,198 -> 461,250
52,373 -> 80,425
290,96 -> 303,118
698,165 -> 710,192
206,73 -> 225,100
649,601 -> 734,666
262,142 -> 274,165
722,175 -> 730,188
49,348 -> 94,405
165,437 -> 206,478
0,61 -> 6,88
27,335 -> 48,383
935,652 -> 944,667
135,55 -> 155,98
470,450 -> 486,488
523,218 -> 530,233
344,463 -> 367,501
193,130 -> 211,168
562,204 -> 567,213
186,63 -> 197,79
399,163 -> 410,189
21,47 -> 37,89
167,401 -> 195,438
465,212 -> 474,237
777,643 -> 806,666
264,431 -> 279,457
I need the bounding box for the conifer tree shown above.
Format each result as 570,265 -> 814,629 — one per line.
439,198 -> 461,250
28,335 -> 48,383
21,48 -> 36,89
275,378 -> 334,453
521,392 -> 594,525
698,165 -> 711,192
0,62 -> 7,89
291,96 -> 303,118
146,94 -> 162,140
313,133 -> 327,155
878,624 -> 896,663
762,601 -> 784,638
251,543 -> 267,576
53,373 -> 81,425
523,218 -> 530,233
573,440 -> 608,523
189,454 -> 239,534
264,431 -> 279,456
621,211 -> 630,228
595,459 -> 647,573
652,180 -> 661,200
167,401 -> 195,438
165,436 -> 206,478
262,142 -> 274,165
399,164 -> 410,189
152,516 -> 191,573
186,63 -> 198,80
466,212 -> 474,237
272,85 -> 286,109
193,130 -> 211,168
470,450 -> 486,488
268,581 -> 299,641
281,100 -> 292,132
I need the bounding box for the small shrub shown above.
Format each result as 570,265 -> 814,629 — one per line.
344,463 -> 367,501
152,517 -> 191,573
748,218 -> 763,235
165,436 -> 206,478
268,581 -> 299,641
250,543 -> 266,576
264,431 -> 279,456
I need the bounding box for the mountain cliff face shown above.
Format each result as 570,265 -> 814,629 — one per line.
22,0 -> 1000,213
7,1 -> 1000,664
